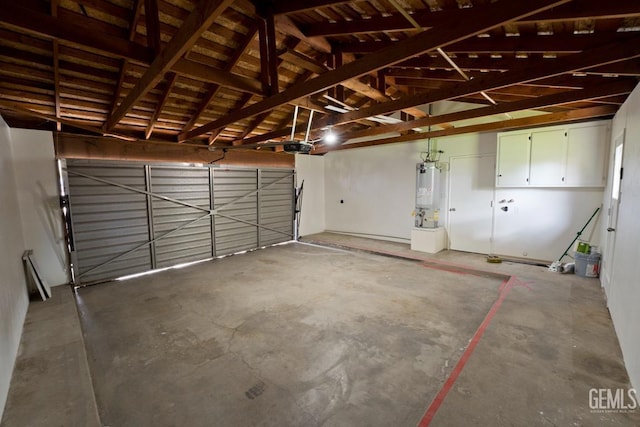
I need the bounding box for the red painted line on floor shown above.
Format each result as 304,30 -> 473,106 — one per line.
420,262 -> 471,276
417,275 -> 517,427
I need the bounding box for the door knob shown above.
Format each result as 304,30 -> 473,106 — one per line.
501,206 -> 508,212
607,227 -> 616,232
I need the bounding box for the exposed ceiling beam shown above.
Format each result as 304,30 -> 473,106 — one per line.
181,26 -> 259,133
269,0 -> 352,15
180,0 -> 570,141
143,0 -> 161,54
233,37 -> 640,145
273,15 -> 332,54
338,80 -> 636,141
0,2 -> 153,64
302,0 -> 640,37
145,72 -> 177,139
255,6 -> 282,96
279,49 -> 427,118
110,0 -> 144,119
313,105 -> 618,154
395,54 -> 640,75
0,100 -> 136,140
333,37 -> 640,127
339,33 -> 630,55
104,0 -> 235,131
210,92 -> 255,144
233,79 -> 635,146
51,0 -> 61,131
172,59 -> 263,94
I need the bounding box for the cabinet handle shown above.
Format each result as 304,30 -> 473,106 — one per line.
562,177 -> 565,182
526,178 -> 529,182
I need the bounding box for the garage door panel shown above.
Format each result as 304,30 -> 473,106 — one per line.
79,257 -> 152,283
74,226 -> 150,243
149,166 -> 213,269
153,225 -> 211,240
66,161 -> 293,284
259,170 -> 293,246
75,234 -> 150,256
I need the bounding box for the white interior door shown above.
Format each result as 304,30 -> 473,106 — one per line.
602,131 -> 624,295
448,155 -> 495,254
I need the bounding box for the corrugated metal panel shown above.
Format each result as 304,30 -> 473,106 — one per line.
259,170 -> 294,246
149,166 -> 213,268
213,169 -> 258,256
65,161 -> 295,286
66,160 -> 152,283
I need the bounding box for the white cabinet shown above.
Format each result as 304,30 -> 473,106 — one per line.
565,124 -> 608,186
496,122 -> 608,188
529,129 -> 566,186
496,131 -> 530,187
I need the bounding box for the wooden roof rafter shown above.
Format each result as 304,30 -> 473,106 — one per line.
300,0 -> 640,38
180,0 -> 572,141
104,0 -> 237,131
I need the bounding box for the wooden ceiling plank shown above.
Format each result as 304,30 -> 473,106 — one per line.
334,37 -> 640,127
270,0 -> 352,15
280,49 -> 427,118
339,79 -> 636,141
104,0 -> 236,131
145,72 -> 177,139
0,99 -> 134,138
339,32 -> 633,55
172,59 -> 263,94
314,105 -> 618,154
212,92 -> 255,144
0,3 -> 153,64
303,0 -> 640,37
181,26 -> 259,133
273,15 -> 332,54
180,0 -> 570,141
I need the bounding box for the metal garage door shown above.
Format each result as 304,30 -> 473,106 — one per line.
63,160 -> 294,285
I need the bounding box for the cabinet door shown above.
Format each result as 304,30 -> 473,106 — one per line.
565,124 -> 608,187
529,129 -> 566,186
497,132 -> 530,187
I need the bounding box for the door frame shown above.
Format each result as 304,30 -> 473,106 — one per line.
601,129 -> 625,297
447,154 -> 496,254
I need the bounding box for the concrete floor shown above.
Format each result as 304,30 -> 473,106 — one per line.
2,233 -> 639,426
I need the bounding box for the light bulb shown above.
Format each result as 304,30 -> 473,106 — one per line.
324,130 -> 337,145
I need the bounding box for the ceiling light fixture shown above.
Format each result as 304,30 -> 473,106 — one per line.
324,129 -> 338,145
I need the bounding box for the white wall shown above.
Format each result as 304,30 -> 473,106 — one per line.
0,116 -> 29,420
604,82 -> 640,389
323,123 -> 606,260
295,154 -> 326,236
10,129 -> 68,286
324,140 -> 429,242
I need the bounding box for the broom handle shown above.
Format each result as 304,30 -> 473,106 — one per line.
558,206 -> 600,262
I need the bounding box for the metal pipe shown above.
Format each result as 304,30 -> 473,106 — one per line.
290,105 -> 299,140
304,109 -> 315,142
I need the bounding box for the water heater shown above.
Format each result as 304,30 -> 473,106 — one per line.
415,162 -> 440,228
